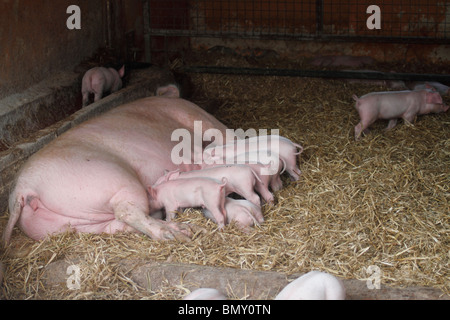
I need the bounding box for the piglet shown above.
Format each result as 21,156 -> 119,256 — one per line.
183,288 -> 227,300
353,89 -> 448,140
148,177 -> 227,228
157,165 -> 272,207
82,66 -> 125,106
407,81 -> 450,96
275,271 -> 346,300
205,135 -> 303,181
242,160 -> 285,192
203,197 -> 263,232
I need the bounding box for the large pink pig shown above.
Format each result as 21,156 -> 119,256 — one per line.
353,89 -> 449,140
3,87 -> 235,244
157,164 -> 273,206
82,66 -> 125,107
148,177 -> 228,227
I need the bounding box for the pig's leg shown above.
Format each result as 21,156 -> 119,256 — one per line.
254,181 -> 274,205
203,193 -> 226,228
94,91 -> 103,102
82,91 -> 90,107
385,119 -> 398,130
287,168 -> 301,181
402,112 -> 417,125
206,205 -> 225,228
236,189 -> 261,208
355,122 -> 364,140
92,79 -> 105,102
270,176 -> 283,191
111,189 -> 192,241
355,122 -> 371,140
163,203 -> 181,222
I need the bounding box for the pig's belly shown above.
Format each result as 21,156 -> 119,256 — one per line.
15,146 -> 148,240
19,203 -> 134,241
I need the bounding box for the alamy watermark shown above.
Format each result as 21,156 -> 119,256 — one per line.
365,265 -> 382,290
67,5 -> 381,31
66,264 -> 81,290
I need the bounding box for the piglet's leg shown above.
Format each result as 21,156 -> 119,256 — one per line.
386,119 -> 398,130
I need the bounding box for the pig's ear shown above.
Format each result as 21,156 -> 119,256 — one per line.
118,65 -> 125,78
426,91 -> 443,104
167,171 -> 180,179
425,83 -> 436,92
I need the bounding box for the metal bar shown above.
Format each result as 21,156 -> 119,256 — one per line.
147,28 -> 450,44
184,66 -> 450,82
143,0 -> 151,63
316,0 -> 323,36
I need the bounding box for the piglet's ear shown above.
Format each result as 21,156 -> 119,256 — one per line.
426,91 -> 443,104
118,65 -> 125,78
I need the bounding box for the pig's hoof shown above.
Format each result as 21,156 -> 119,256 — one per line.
164,222 -> 205,242
164,228 -> 191,242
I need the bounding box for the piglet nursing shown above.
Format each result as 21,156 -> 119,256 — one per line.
148,177 -> 228,228
275,271 -> 346,300
205,135 -> 303,181
157,164 -> 273,206
353,89 -> 448,140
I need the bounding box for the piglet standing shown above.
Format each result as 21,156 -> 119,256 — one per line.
148,177 -> 228,228
183,288 -> 227,300
275,271 -> 346,300
353,89 -> 448,140
82,66 -> 125,107
157,165 -> 273,207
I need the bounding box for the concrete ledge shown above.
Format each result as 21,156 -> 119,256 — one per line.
43,258 -> 449,300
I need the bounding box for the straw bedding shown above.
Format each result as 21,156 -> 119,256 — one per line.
0,66 -> 449,299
